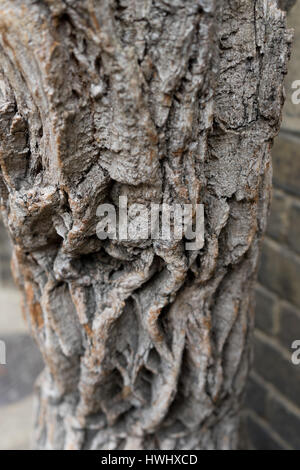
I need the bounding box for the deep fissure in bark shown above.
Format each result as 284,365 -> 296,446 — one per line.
0,0 -> 292,450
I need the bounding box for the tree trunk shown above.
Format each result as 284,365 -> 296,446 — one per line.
0,0 -> 292,450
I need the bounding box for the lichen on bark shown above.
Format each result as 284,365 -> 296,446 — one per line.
0,0 -> 292,450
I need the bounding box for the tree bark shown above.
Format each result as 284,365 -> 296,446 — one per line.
0,0 -> 292,450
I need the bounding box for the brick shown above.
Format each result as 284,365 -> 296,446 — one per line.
244,414 -> 284,450
253,333 -> 300,408
278,303 -> 300,350
255,285 -> 276,334
287,201 -> 300,255
266,395 -> 300,449
258,239 -> 300,309
244,375 -> 267,417
272,135 -> 300,197
266,190 -> 289,242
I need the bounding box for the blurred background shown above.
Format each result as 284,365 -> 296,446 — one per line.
0,224 -> 43,449
0,2 -> 300,451
240,1 -> 300,450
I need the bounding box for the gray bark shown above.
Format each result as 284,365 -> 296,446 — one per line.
0,0 -> 292,450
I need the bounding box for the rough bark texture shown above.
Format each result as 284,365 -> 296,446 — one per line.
0,0 -> 292,450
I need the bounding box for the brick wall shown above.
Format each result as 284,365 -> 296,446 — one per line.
242,2 -> 300,450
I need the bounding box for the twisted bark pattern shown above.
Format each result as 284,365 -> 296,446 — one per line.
0,0 -> 292,449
